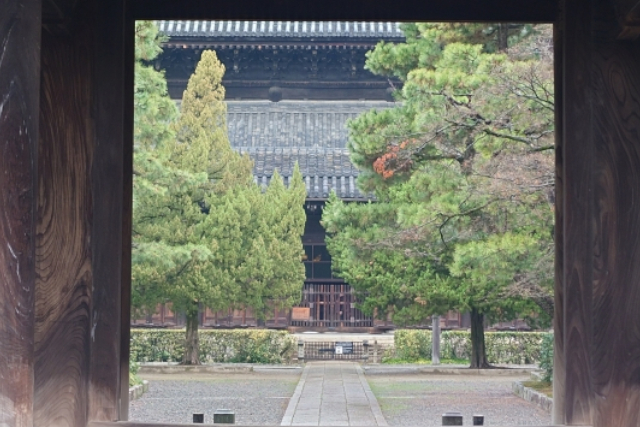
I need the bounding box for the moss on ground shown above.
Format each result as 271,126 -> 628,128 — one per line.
382,357 -> 469,365
522,380 -> 553,397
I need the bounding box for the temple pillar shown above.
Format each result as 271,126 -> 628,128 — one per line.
0,1 -> 41,427
556,0 -> 640,425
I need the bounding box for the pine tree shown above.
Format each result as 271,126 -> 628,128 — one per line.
325,24 -> 554,368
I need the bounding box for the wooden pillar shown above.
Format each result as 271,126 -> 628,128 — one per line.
555,0 -> 594,423
35,17 -> 94,427
35,0 -> 129,425
553,18 -> 566,425
0,1 -> 41,427
557,0 -> 640,425
89,0 -> 131,422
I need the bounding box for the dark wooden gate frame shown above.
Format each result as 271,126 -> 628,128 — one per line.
2,0 -> 640,426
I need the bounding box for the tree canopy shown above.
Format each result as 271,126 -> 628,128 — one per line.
132,22 -> 306,364
324,23 -> 554,368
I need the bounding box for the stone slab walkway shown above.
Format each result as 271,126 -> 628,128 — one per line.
281,362 -> 388,427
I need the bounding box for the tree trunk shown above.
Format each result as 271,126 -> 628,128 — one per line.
469,307 -> 491,368
183,304 -> 200,365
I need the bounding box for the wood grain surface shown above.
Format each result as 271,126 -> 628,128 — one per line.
552,20 -> 566,426
557,1 -> 640,426
89,0 -> 128,422
614,0 -> 640,38
0,1 -> 40,427
558,0 -> 595,424
130,0 -> 558,22
35,27 -> 94,427
119,11 -> 136,422
591,40 -> 640,427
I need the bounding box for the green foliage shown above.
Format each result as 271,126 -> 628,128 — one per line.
130,329 -> 297,364
392,330 -> 551,365
394,329 -> 432,360
324,24 -> 555,366
539,332 -> 554,382
382,357 -> 468,365
132,25 -> 306,363
129,358 -> 142,387
134,21 -> 178,152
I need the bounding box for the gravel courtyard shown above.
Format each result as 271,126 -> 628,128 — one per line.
129,369 -> 300,425
366,372 -> 551,426
130,367 -> 551,426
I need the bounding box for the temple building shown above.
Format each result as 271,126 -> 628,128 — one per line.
131,21 -> 403,331
132,21 -> 483,331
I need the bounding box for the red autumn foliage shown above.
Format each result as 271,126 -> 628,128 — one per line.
373,139 -> 419,179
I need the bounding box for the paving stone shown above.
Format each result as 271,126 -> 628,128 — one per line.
281,362 -> 388,426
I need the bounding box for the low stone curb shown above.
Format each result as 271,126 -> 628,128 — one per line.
139,362 -> 254,374
355,364 -> 388,426
512,380 -> 553,413
138,362 -> 303,374
363,365 -> 537,376
129,380 -> 149,401
279,363 -> 310,425
419,367 -> 535,376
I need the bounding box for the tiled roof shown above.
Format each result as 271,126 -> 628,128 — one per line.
237,147 -> 357,177
227,101 -> 394,200
239,147 -> 364,199
252,171 -> 363,200
227,100 -> 392,149
158,21 -> 403,39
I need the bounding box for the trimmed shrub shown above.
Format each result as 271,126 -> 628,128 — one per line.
393,330 -> 553,364
538,332 -> 554,382
394,329 -> 431,360
129,358 -> 142,386
130,329 -> 297,364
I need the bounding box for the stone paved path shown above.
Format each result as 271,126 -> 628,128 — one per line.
281,362 -> 388,427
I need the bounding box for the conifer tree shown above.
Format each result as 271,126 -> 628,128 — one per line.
325,24 -> 554,368
133,38 -> 306,364
258,166 -> 307,316
166,50 -> 255,363
171,50 -> 253,190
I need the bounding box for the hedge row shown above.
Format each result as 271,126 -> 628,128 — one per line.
130,329 -> 297,364
394,329 -> 551,364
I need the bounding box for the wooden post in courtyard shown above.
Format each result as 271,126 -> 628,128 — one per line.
0,1 -> 41,426
432,315 -> 441,365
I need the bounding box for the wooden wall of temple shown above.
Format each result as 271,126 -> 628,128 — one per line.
132,302 -> 515,332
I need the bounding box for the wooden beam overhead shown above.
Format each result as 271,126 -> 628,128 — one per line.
131,0 -> 558,22
615,0 -> 640,38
